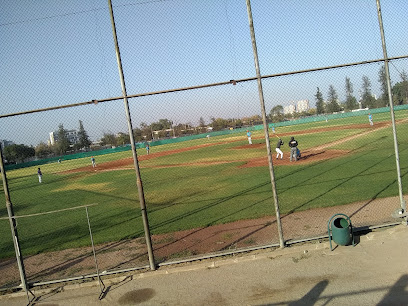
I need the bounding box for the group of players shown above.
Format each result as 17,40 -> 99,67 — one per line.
246,130 -> 300,162
275,136 -> 300,162
246,113 -> 375,162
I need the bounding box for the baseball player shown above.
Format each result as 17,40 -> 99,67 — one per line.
37,168 -> 42,183
91,156 -> 96,168
276,138 -> 284,159
246,130 -> 252,145
288,136 -> 299,162
368,113 -> 373,126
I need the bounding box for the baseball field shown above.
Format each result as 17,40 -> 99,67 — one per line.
0,110 -> 407,264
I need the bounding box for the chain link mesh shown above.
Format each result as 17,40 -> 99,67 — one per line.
1,0 -> 407,290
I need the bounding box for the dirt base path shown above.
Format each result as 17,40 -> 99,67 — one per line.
1,195 -> 404,289
3,120 -> 405,289
63,119 -> 406,173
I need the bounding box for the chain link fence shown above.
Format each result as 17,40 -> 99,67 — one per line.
1,0 -> 407,293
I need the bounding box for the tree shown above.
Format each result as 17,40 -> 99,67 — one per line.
4,144 -> 35,163
344,77 -> 358,110
199,117 -> 206,127
360,76 -> 376,108
269,105 -> 284,122
100,133 -> 117,146
392,70 -> 408,105
315,87 -> 325,114
56,124 -> 71,154
377,65 -> 389,107
326,85 -> 340,113
140,122 -> 153,140
116,132 -> 130,145
234,119 -> 243,128
132,128 -> 144,142
210,117 -> 228,131
244,115 -> 262,126
76,120 -> 92,150
151,119 -> 172,131
35,142 -> 53,158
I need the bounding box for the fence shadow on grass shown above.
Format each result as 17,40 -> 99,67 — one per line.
281,151 -> 397,218
283,144 -> 408,218
276,134 -> 389,187
152,194 -> 274,257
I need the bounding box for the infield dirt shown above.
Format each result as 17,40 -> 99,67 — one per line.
1,121 -> 405,289
62,120 -> 401,173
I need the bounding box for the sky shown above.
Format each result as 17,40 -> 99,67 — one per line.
1,0 -> 407,146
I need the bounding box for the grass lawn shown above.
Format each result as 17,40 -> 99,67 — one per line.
0,110 -> 407,258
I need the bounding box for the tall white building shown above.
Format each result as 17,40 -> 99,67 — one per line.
49,130 -> 79,146
297,99 -> 310,113
283,104 -> 296,115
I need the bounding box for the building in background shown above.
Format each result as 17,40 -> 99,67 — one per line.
1,139 -> 14,148
48,130 -> 79,146
283,104 -> 296,115
283,99 -> 310,115
297,99 -> 310,113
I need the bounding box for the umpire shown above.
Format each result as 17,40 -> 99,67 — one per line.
288,136 -> 298,162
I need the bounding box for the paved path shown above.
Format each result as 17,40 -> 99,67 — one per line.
1,224 -> 407,305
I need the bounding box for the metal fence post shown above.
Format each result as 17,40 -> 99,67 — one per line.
376,0 -> 407,224
85,206 -> 106,299
108,0 -> 156,269
246,0 -> 285,248
0,145 -> 30,298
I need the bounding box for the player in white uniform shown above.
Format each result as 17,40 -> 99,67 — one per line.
276,139 -> 284,159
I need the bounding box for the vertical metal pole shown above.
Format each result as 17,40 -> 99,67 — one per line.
376,0 -> 406,223
245,0 -> 285,248
85,206 -> 105,298
0,145 -> 29,292
108,0 -> 156,269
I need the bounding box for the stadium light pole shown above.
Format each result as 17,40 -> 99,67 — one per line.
376,0 -> 406,224
246,0 -> 285,248
108,0 -> 156,269
0,145 -> 29,295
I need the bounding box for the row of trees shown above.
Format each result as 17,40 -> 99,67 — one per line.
35,120 -> 92,158
269,67 -> 408,122
3,120 -> 92,163
2,144 -> 35,164
4,67 -> 407,163
316,72 -> 407,115
98,117 -> 239,147
96,115 -> 268,147
4,115 -> 250,163
314,67 -> 408,114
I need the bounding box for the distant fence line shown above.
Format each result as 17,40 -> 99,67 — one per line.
6,104 -> 407,171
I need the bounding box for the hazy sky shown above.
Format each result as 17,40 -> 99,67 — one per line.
1,0 -> 407,146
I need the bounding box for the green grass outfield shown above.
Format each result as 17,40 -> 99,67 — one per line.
0,110 -> 407,259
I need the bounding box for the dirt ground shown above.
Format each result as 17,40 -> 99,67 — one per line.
63,120 -> 399,173
1,120 -> 405,289
1,195 -> 402,289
